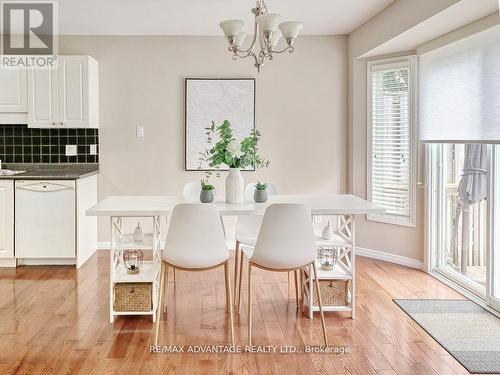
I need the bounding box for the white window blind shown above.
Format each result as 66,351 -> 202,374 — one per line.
419,25 -> 500,143
367,58 -> 416,226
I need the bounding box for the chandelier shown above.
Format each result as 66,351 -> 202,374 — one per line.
219,0 -> 303,72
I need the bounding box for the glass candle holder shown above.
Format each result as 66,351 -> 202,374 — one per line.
123,249 -> 144,275
317,247 -> 339,271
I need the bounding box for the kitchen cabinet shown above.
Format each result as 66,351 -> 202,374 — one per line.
0,181 -> 14,266
27,66 -> 58,128
0,64 -> 28,124
28,56 -> 99,128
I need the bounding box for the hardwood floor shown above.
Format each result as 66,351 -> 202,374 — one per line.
0,251 -> 479,375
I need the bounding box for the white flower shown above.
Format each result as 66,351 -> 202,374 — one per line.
227,139 -> 243,158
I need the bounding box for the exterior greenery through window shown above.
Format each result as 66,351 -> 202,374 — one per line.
367,57 -> 416,226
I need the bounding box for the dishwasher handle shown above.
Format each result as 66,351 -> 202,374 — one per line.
16,181 -> 75,192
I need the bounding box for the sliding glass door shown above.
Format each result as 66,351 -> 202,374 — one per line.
430,144 -> 500,304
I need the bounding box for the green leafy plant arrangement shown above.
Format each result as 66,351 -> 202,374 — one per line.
198,120 -> 270,172
200,179 -> 214,191
255,182 -> 267,191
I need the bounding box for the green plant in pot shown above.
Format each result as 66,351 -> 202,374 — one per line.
254,182 -> 268,203
198,120 -> 269,203
200,179 -> 215,203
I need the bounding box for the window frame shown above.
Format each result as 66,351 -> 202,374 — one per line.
366,55 -> 417,227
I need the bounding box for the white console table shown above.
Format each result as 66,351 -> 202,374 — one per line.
87,194 -> 384,323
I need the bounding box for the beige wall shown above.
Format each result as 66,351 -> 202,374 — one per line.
59,35 -> 348,241
346,0 -> 461,261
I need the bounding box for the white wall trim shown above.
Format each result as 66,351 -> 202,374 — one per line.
356,247 -> 424,269
0,259 -> 17,267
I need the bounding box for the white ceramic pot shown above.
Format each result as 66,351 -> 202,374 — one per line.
225,167 -> 244,203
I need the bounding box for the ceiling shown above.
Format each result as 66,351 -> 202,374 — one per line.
59,0 -> 394,36
361,0 -> 499,57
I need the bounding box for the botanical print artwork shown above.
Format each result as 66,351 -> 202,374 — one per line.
185,78 -> 255,171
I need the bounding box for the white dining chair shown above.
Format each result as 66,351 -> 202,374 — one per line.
182,182 -> 226,239
238,203 -> 328,346
154,203 -> 235,346
233,182 -> 280,302
182,182 -> 201,201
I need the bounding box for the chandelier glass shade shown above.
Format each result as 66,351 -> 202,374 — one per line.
219,0 -> 302,72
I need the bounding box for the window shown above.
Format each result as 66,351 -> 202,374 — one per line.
367,57 -> 416,226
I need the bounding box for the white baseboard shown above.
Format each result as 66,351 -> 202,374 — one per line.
18,258 -> 76,266
356,247 -> 423,269
0,259 -> 17,267
97,242 -> 423,270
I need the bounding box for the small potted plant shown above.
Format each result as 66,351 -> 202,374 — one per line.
254,182 -> 268,203
198,120 -> 269,203
200,179 -> 215,203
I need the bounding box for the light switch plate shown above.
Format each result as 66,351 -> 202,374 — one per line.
65,145 -> 77,156
89,144 -> 97,155
136,126 -> 144,138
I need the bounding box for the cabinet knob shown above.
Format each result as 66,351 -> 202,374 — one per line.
60,122 -> 64,126
51,121 -> 56,126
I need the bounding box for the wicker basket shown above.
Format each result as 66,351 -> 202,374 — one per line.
114,282 -> 152,312
312,279 -> 351,306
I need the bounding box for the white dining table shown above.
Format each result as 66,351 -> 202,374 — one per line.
86,194 -> 384,323
86,194 -> 384,217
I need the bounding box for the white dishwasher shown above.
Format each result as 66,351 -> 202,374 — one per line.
15,180 -> 76,259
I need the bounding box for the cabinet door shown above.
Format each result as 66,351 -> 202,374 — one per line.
27,67 -> 58,128
0,65 -> 27,113
58,56 -> 89,128
0,181 -> 14,259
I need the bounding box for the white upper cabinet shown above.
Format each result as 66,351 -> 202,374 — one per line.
0,64 -> 28,124
0,66 -> 27,112
27,66 -> 58,127
27,56 -> 99,128
58,56 -> 99,128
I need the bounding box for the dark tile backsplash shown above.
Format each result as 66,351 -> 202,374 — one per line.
0,124 -> 99,164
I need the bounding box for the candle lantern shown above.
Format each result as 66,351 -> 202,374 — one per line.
123,249 -> 144,274
317,247 -> 340,271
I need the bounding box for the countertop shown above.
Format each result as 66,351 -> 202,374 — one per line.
0,163 -> 99,180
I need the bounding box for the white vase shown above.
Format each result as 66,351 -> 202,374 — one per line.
322,221 -> 334,240
225,168 -> 244,203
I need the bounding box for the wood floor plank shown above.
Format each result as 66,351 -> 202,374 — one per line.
0,251 -> 481,374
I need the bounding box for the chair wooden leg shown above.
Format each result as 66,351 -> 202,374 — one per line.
163,263 -> 169,314
224,262 -> 235,346
173,268 -> 176,283
312,262 -> 328,347
155,262 -> 166,345
247,262 -> 253,346
300,268 -> 304,311
294,269 -> 299,309
224,263 -> 229,313
233,241 -> 240,306
237,251 -> 244,314
287,271 -> 291,298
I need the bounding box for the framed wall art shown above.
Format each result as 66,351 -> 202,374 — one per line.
185,78 -> 256,171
